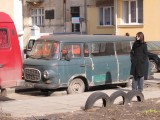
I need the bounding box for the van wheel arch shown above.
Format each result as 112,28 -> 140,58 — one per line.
67,76 -> 89,94
149,59 -> 158,72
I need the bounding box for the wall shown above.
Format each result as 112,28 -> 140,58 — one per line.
0,0 -> 14,19
87,6 -> 115,35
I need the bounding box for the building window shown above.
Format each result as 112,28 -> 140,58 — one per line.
122,0 -> 143,24
99,7 -> 114,26
31,8 -> 44,26
45,10 -> 54,19
71,7 -> 80,32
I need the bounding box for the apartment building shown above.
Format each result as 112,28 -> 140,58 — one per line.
87,0 -> 160,41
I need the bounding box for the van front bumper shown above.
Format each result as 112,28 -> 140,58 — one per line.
34,83 -> 60,89
17,80 -> 60,90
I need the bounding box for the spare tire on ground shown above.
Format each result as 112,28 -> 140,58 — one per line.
127,90 -> 144,102
110,90 -> 129,105
84,91 -> 110,110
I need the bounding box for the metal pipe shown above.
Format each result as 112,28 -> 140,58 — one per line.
84,0 -> 87,34
115,0 -> 118,35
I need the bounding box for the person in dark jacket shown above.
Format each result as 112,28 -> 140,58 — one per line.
130,32 -> 148,92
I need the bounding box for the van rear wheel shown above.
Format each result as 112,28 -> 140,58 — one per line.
150,60 -> 158,73
1,88 -> 7,96
67,78 -> 85,94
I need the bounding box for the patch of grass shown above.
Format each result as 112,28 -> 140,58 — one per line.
144,109 -> 159,114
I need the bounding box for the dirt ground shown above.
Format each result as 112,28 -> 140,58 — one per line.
1,97 -> 160,120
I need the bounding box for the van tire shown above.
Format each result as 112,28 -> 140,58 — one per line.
85,92 -> 110,110
127,90 -> 144,102
150,60 -> 158,73
110,90 -> 128,105
1,88 -> 7,96
67,78 -> 85,94
40,89 -> 55,96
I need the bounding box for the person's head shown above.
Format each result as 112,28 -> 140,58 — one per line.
125,33 -> 130,36
136,32 -> 144,43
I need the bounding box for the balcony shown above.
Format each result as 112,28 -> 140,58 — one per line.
26,0 -> 44,6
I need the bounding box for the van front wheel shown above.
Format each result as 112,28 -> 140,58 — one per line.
67,78 -> 85,94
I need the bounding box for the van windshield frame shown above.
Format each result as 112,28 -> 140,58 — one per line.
30,40 -> 59,59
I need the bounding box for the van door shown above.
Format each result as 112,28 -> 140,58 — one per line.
115,41 -> 131,81
0,28 -> 17,88
84,42 -> 117,86
59,43 -> 85,84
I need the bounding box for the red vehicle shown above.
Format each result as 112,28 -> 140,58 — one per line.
0,12 -> 22,96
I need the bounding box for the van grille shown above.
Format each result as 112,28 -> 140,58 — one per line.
24,68 -> 41,81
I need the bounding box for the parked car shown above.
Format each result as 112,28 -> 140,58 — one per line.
147,41 -> 160,73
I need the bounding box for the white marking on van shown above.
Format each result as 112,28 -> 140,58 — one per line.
90,57 -> 94,70
114,44 -> 119,81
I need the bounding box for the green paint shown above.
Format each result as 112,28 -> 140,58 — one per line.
93,74 -> 106,82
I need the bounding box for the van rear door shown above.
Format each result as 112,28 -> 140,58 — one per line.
0,28 -> 16,87
0,12 -> 22,88
115,41 -> 131,81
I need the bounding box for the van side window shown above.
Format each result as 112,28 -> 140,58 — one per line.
91,42 -> 114,56
84,43 -> 89,57
0,29 -> 9,48
115,42 -> 131,55
28,39 -> 35,49
62,44 -> 81,58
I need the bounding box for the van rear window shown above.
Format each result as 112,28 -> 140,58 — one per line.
0,29 -> 9,48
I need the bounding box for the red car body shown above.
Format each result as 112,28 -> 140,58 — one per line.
0,12 -> 22,90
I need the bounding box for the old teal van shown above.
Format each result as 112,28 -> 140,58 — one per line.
22,35 -> 149,95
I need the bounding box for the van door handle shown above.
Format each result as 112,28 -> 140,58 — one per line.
80,64 -> 85,67
80,64 -> 92,67
0,64 -> 4,68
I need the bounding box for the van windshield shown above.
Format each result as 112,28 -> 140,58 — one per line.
28,39 -> 35,50
30,41 -> 59,59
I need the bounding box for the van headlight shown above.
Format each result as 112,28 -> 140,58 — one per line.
43,70 -> 54,79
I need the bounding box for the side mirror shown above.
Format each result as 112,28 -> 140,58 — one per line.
65,51 -> 72,61
24,49 -> 27,54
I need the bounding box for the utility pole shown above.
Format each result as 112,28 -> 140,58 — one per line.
63,0 -> 66,32
84,0 -> 87,34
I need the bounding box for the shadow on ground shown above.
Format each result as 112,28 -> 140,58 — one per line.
0,95 -> 15,101
14,84 -> 127,97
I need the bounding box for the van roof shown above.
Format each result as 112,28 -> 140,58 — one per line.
37,35 -> 135,43
0,12 -> 13,23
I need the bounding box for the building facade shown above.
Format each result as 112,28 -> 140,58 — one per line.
23,0 -> 92,47
87,0 -> 160,41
